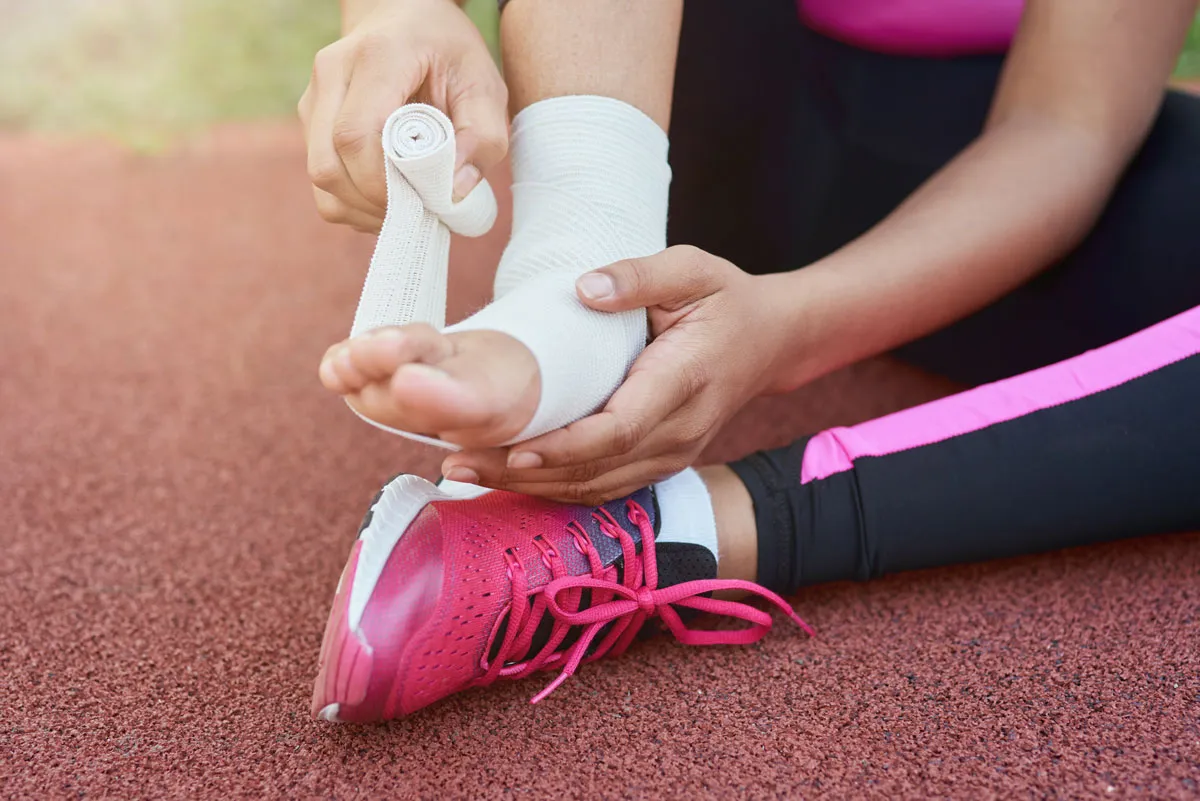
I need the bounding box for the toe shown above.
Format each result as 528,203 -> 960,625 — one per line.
389,363 -> 492,431
319,342 -> 357,392
388,330 -> 541,446
345,328 -> 408,382
330,345 -> 370,391
319,350 -> 346,392
347,324 -> 453,382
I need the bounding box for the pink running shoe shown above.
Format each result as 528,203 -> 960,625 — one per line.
312,474 -> 812,722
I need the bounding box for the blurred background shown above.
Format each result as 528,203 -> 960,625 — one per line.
0,0 -> 499,149
0,1 -> 1195,148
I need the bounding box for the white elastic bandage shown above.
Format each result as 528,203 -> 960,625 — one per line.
348,104 -> 497,447
348,97 -> 670,448
447,95 -> 671,443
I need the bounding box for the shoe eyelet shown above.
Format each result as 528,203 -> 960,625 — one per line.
593,507 -> 625,539
532,535 -> 559,569
565,521 -> 592,554
503,548 -> 522,580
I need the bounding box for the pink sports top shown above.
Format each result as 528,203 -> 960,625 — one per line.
797,0 -> 1024,57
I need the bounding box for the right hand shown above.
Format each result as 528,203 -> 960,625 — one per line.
297,0 -> 509,233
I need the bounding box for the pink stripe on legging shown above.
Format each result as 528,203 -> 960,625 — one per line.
800,305 -> 1200,484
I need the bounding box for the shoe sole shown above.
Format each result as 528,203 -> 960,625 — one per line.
311,474 -> 488,722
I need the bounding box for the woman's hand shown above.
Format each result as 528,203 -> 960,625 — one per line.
297,0 -> 508,233
442,245 -> 803,505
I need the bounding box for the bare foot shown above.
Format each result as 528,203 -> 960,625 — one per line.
318,324 -> 541,447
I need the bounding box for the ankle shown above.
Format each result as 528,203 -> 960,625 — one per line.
496,95 -> 671,295
697,465 -> 758,584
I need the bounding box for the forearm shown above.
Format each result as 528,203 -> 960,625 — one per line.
499,0 -> 682,128
765,0 -> 1195,391
768,117 -> 1133,389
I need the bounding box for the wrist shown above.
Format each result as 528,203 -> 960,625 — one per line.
341,0 -> 460,33
755,265 -> 854,394
340,0 -> 384,32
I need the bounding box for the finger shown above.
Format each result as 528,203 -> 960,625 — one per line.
335,53 -> 422,210
441,447 -> 509,485
447,60 -> 509,200
577,245 -> 725,313
312,188 -> 384,232
305,49 -> 386,218
507,363 -> 697,469
494,457 -> 684,506
452,403 -> 703,489
449,443 -> 619,489
297,82 -> 314,134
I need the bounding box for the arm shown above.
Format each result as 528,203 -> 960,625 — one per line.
500,0 -> 681,127
766,0 -> 1199,392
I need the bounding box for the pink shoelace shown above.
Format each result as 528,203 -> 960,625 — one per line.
477,500 -> 815,703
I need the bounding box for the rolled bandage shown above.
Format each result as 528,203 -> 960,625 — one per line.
351,104 -> 496,336
348,104 -> 497,447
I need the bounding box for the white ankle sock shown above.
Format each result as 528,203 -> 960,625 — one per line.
653,468 -> 719,562
447,95 -> 672,443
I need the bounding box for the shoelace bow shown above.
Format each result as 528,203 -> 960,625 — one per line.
480,500 -> 814,703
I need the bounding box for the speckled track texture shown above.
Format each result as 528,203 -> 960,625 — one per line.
1,126 -> 1197,799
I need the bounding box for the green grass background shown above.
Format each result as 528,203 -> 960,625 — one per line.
0,0 -> 1194,149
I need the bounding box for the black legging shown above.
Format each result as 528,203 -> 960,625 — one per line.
667,1 -> 1200,594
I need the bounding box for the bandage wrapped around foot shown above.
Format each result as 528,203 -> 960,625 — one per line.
350,104 -> 497,338
349,96 -> 671,448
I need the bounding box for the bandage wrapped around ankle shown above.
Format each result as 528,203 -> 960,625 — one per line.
448,96 -> 671,443
349,97 -> 669,448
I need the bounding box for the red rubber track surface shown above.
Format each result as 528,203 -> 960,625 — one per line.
1,125 -> 1197,799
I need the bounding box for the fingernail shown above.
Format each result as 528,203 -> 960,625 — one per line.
452,163 -> 481,201
444,466 -> 479,484
507,451 -> 542,470
577,272 -> 615,300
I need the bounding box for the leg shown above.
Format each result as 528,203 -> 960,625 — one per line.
313,305 -> 1200,720
322,2 -> 684,447
499,1 -> 680,127
719,306 -> 1200,591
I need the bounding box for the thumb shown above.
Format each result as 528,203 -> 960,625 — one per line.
449,72 -> 509,201
577,246 -> 721,312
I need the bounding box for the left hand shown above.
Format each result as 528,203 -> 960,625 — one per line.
441,245 -> 796,505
